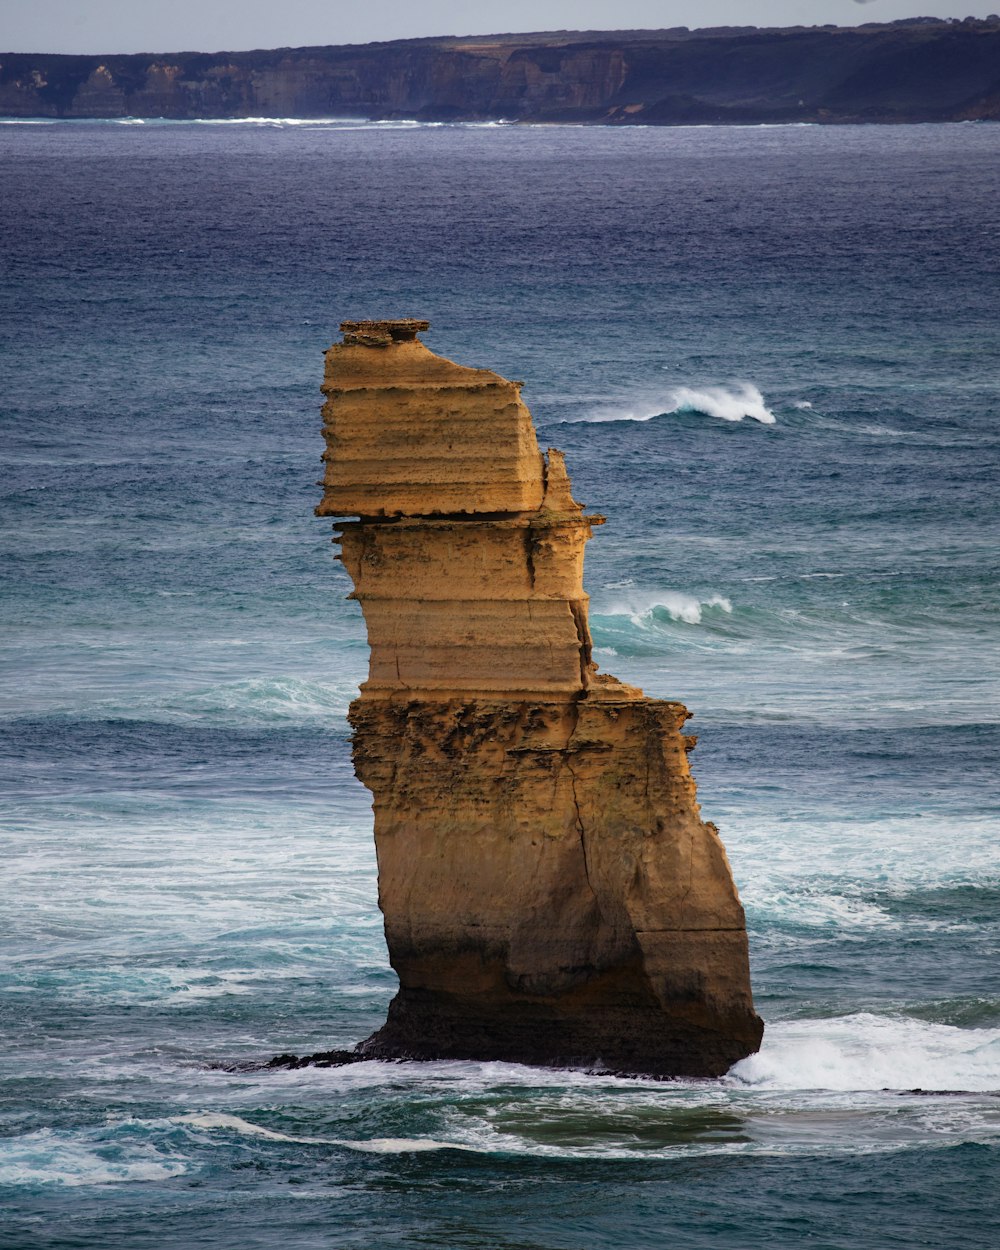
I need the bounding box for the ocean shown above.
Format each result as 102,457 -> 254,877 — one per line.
1,117 -> 998,1249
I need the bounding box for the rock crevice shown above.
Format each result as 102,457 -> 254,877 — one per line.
319,319 -> 762,1077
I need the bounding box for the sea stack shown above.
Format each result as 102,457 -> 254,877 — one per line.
318,319 -> 763,1077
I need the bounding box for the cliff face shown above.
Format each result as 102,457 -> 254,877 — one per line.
319,319 -> 762,1077
3,19 -> 1000,123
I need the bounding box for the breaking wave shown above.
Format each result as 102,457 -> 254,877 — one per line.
730,1013 -> 1000,1093
573,382 -> 776,425
594,588 -> 733,626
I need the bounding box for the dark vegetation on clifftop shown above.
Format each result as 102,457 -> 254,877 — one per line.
2,17 -> 1000,123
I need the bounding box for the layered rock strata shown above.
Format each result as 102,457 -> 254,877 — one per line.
319,319 -> 762,1076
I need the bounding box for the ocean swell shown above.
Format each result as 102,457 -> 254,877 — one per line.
5,676 -> 357,729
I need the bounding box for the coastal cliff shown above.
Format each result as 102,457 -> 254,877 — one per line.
318,319 -> 762,1077
2,19 -> 1000,124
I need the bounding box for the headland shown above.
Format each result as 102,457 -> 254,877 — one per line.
2,18 -> 999,124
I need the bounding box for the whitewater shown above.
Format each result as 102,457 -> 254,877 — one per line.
1,119 -> 998,1249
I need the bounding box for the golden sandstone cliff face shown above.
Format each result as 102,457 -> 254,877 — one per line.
319,319 -> 763,1076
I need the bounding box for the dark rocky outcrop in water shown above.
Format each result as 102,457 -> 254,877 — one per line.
2,18 -> 1000,124
309,320 -> 763,1078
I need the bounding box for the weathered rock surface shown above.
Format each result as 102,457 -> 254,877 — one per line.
319,320 -> 762,1077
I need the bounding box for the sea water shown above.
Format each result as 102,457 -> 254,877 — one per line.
1,118 -> 998,1249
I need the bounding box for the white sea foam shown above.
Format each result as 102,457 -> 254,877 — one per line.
574,382 -> 775,425
8,966 -> 269,1007
730,1014 -> 1000,1092
0,1129 -> 187,1187
175,1113 -> 477,1154
188,116 -> 370,126
50,116 -> 506,130
175,1112 -> 315,1142
195,1053 -> 1000,1161
340,1136 -> 474,1154
748,889 -> 900,931
595,588 -> 733,626
33,1037 -> 995,1175
163,969 -> 260,1004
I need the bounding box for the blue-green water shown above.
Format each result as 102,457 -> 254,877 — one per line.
1,118 -> 998,1248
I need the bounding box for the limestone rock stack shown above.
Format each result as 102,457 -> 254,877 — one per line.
319,319 -> 763,1077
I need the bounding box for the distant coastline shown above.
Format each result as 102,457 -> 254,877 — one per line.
2,17 -> 1000,125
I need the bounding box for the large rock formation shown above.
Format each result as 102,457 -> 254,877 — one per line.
319,318 -> 762,1077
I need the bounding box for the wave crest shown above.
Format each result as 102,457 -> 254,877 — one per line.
595,589 -> 733,627
575,382 -> 775,425
671,383 -> 776,424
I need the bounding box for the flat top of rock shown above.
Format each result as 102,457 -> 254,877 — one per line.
340,319 -> 431,345
324,334 -> 510,392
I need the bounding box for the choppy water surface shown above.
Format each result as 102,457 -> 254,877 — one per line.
1,119 -> 999,1249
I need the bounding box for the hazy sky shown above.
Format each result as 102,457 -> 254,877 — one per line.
3,0 -> 998,54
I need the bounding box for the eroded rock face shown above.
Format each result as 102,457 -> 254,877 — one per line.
319,320 -> 763,1076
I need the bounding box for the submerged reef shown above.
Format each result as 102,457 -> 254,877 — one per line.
312,319 -> 762,1077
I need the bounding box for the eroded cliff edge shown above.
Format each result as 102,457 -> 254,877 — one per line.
318,318 -> 763,1077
